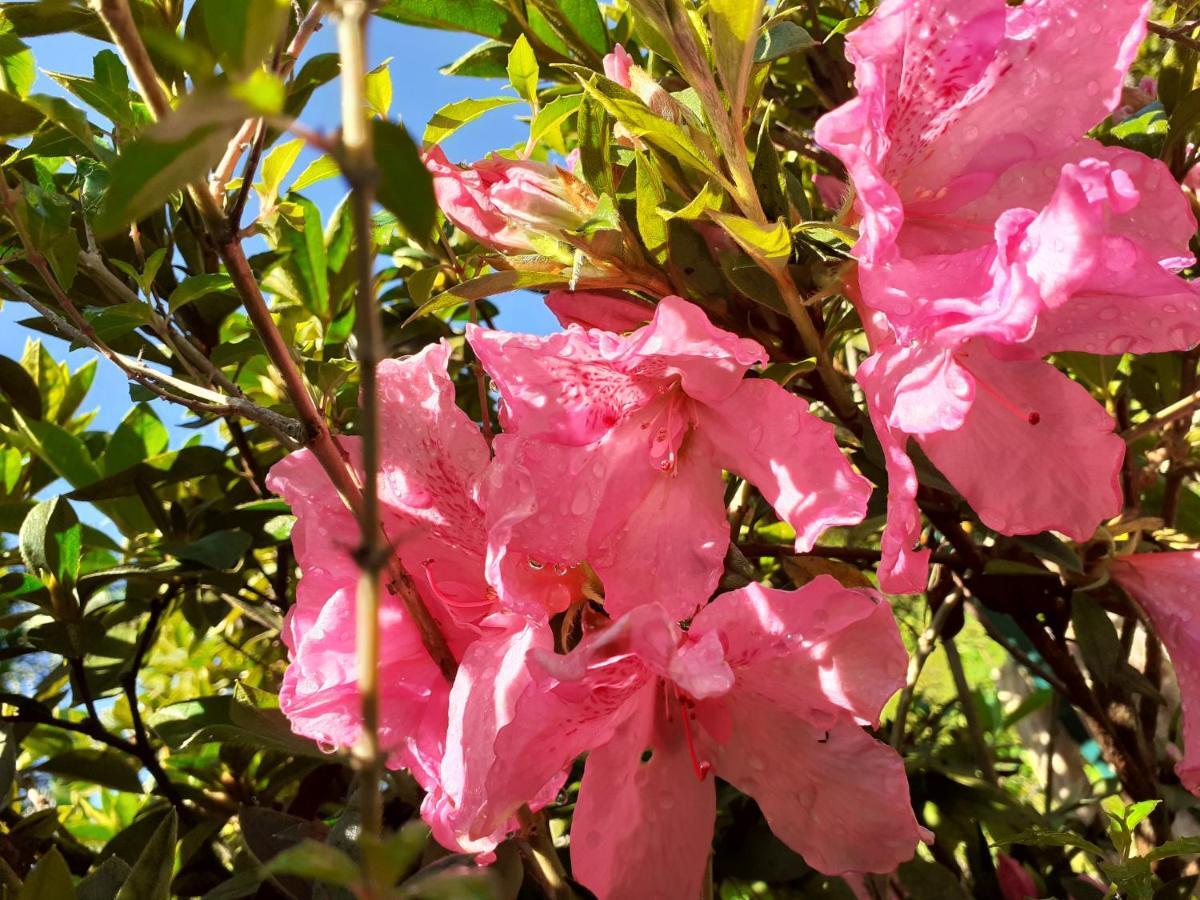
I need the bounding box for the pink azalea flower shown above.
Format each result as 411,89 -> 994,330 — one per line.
468,296 -> 872,619
1109,551 -> 1200,794
815,0 -> 1200,591
603,44 -> 634,87
267,342 -> 580,846
442,576 -> 927,895
544,288 -> 653,332
424,146 -> 597,253
996,853 -> 1039,900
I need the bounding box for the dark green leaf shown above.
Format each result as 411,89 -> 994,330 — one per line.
1071,596 -> 1123,686
406,269 -> 567,322
0,353 -> 42,420
755,20 -> 816,62
0,90 -> 44,138
374,119 -> 436,240
377,0 -> 520,42
35,748 -> 144,793
77,857 -> 133,900
267,840 -> 359,886
167,273 -> 234,312
277,195 -> 329,316
115,809 -> 177,900
166,529 -> 252,569
442,40 -> 512,79
18,847 -> 75,900
530,0 -> 607,57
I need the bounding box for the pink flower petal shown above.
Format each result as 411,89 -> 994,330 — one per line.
706,694 -> 925,875
571,695 -> 716,900
544,289 -> 654,333
1109,552 -> 1200,794
691,577 -> 907,727
917,346 -> 1123,540
697,379 -> 872,552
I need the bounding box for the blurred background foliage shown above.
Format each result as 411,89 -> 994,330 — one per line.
2,0 -> 1200,897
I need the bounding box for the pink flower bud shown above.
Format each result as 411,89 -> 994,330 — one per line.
424,146 -> 597,253
603,44 -> 634,88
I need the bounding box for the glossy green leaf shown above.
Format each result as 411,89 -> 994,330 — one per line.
374,119 -> 437,240
167,273 -> 234,312
422,96 -> 518,148
507,34 -> 539,105
19,496 -> 83,585
755,19 -> 815,62
377,0 -> 520,42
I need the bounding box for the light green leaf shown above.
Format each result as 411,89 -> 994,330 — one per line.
507,33 -> 539,105
258,137 -> 305,203
709,211 -> 791,265
365,57 -> 393,117
635,152 -> 667,263
105,404 -> 169,476
0,90 -> 43,137
290,154 -> 340,192
529,92 -> 582,145
20,416 -> 101,487
168,273 -> 234,312
709,0 -> 764,111
422,96 -> 519,148
0,13 -> 34,97
196,0 -> 290,74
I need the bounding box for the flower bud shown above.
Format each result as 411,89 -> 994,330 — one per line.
425,146 -> 597,253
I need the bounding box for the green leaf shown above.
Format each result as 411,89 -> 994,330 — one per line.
374,119 -> 436,241
77,857 -> 133,900
755,19 -> 816,62
46,55 -> 134,128
18,847 -> 75,900
1147,836 -> 1200,862
1071,596 -> 1123,686
442,40 -> 511,79
529,92 -> 582,146
0,353 -> 42,420
0,724 -> 15,805
377,0 -> 520,42
406,269 -> 567,322
152,693 -> 323,756
529,0 -> 607,57
995,829 -> 1105,858
0,89 -> 43,137
68,445 -> 230,502
709,211 -> 791,265
709,0 -> 763,110
276,195 -> 329,316
83,303 -> 157,344
96,86 -> 282,236
507,34 -> 539,105
365,57 -> 393,117
422,96 -> 518,148
35,748 -> 144,793
166,529 -> 252,569
0,13 -> 34,97
291,154 -> 340,192
115,809 -> 177,900
167,273 -> 234,312
104,404 -> 170,476
24,92 -> 112,160
635,152 -> 667,263
267,840 -> 359,886
574,72 -> 720,179
193,0 -> 290,75
19,496 -> 83,585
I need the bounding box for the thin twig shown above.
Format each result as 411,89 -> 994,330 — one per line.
1148,20 -> 1200,54
890,576 -> 961,750
1122,385 -> 1200,442
943,636 -> 997,785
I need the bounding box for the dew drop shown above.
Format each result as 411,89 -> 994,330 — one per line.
570,488 -> 592,515
1098,306 -> 1121,321
528,558 -> 545,571
1106,335 -> 1135,355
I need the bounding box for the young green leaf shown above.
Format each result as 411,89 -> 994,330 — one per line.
422,96 -> 519,148
18,847 -> 76,900
115,809 -> 177,900
507,34 -> 540,106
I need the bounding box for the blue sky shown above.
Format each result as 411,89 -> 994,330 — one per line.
0,15 -> 560,435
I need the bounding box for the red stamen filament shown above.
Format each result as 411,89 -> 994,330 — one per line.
675,688 -> 711,781
959,357 -> 1040,426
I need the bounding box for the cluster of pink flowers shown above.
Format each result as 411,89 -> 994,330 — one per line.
268,0 -> 1200,892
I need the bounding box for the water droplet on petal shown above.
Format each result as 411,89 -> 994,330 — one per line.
528,558 -> 545,571
405,486 -> 434,509
1098,306 -> 1120,322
